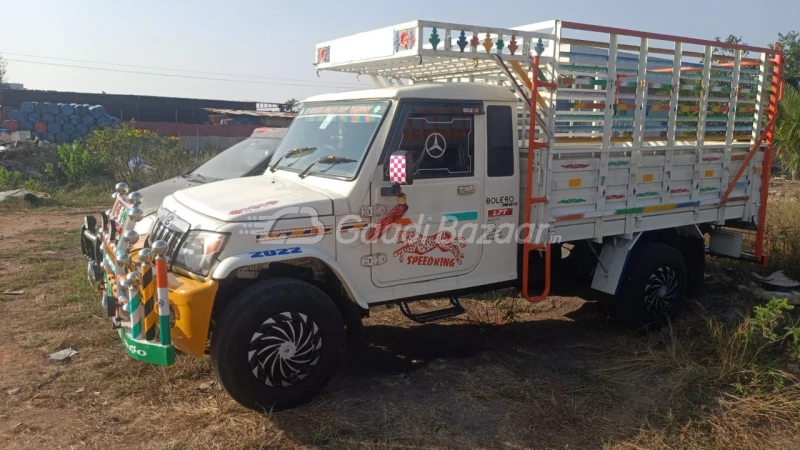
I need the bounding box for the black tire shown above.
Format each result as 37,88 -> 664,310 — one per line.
616,242 -> 688,330
210,278 -> 344,411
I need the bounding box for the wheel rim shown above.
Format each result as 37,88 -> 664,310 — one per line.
644,266 -> 678,314
248,312 -> 323,387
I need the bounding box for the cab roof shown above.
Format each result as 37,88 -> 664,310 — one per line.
304,83 -> 517,104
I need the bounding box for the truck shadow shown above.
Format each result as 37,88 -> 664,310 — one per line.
273,298 -> 674,449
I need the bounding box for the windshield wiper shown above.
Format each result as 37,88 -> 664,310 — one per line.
298,155 -> 358,178
268,147 -> 317,172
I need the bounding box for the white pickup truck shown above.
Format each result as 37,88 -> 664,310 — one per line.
96,19 -> 785,410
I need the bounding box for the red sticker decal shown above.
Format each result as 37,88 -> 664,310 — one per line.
393,231 -> 467,266
488,208 -> 513,217
229,200 -> 279,216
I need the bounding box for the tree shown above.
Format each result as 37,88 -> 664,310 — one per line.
775,84 -> 800,180
714,35 -> 750,59
281,98 -> 299,113
0,54 -> 6,88
777,31 -> 800,88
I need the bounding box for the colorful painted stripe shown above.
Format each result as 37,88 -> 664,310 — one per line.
558,198 -> 587,204
103,255 -> 117,298
560,77 -> 607,87
129,286 -> 143,340
613,200 -> 700,216
339,221 -> 368,232
141,265 -> 157,341
444,211 -> 478,222
555,134 -> 754,144
155,255 -> 171,346
571,102 -> 606,110
303,114 -> 381,123
554,213 -> 586,222
257,225 -> 332,241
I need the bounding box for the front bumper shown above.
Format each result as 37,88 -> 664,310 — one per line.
103,270 -> 218,362
99,246 -> 218,364
166,273 -> 219,356
118,327 -> 177,366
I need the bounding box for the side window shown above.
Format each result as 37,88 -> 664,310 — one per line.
385,102 -> 476,180
486,105 -> 514,177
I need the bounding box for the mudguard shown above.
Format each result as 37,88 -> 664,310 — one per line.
212,246 -> 367,309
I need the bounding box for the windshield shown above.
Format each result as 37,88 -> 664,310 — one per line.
192,136 -> 283,180
272,101 -> 389,179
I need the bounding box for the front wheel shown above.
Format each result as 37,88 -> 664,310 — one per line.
616,242 -> 688,330
211,278 -> 344,411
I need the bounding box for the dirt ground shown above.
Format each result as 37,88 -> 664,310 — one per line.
0,209 -> 794,449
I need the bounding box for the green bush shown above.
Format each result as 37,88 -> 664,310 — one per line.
0,122 -> 213,208
52,122 -> 191,187
0,167 -> 22,190
752,298 -> 800,362
55,141 -> 109,185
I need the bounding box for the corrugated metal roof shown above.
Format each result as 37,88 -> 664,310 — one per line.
202,108 -> 297,118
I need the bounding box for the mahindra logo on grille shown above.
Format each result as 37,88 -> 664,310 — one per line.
163,215 -> 175,226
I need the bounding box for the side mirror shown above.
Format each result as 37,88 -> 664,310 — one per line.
389,150 -> 413,186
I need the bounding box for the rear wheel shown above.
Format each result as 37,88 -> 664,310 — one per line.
211,278 -> 344,411
616,242 -> 687,330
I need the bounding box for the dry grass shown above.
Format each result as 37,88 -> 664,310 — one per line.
765,197 -> 800,279
2,188 -> 800,449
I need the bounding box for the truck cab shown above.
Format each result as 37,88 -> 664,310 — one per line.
158,83 -> 521,308
98,18 -> 784,411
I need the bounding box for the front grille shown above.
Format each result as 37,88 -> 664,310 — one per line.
148,219 -> 186,261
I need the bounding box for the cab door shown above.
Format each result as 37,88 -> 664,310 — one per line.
370,101 -> 485,287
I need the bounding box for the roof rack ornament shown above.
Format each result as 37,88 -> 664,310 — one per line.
535,38 -> 544,56
429,27 -> 440,50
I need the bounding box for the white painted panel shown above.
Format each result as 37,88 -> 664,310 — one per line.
552,158 -> 600,172
641,155 -> 666,167
318,24 -> 404,65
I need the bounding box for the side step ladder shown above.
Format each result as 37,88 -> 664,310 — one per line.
399,297 -> 465,324
515,51 -> 557,303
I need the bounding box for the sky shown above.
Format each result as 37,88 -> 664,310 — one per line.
3,0 -> 798,104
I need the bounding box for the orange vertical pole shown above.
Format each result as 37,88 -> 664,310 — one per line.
755,47 -> 784,263
522,55 -> 551,303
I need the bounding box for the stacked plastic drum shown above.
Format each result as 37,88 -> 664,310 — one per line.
4,102 -> 121,143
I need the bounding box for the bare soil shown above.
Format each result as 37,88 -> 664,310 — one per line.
0,208 -> 796,449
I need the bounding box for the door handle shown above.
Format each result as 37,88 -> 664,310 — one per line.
458,185 -> 475,195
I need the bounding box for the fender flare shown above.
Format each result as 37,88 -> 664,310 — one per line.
212,246 -> 368,309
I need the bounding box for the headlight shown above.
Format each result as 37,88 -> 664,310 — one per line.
133,214 -> 155,235
173,231 -> 228,277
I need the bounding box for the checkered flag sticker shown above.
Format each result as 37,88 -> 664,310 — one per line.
389,151 -> 411,184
